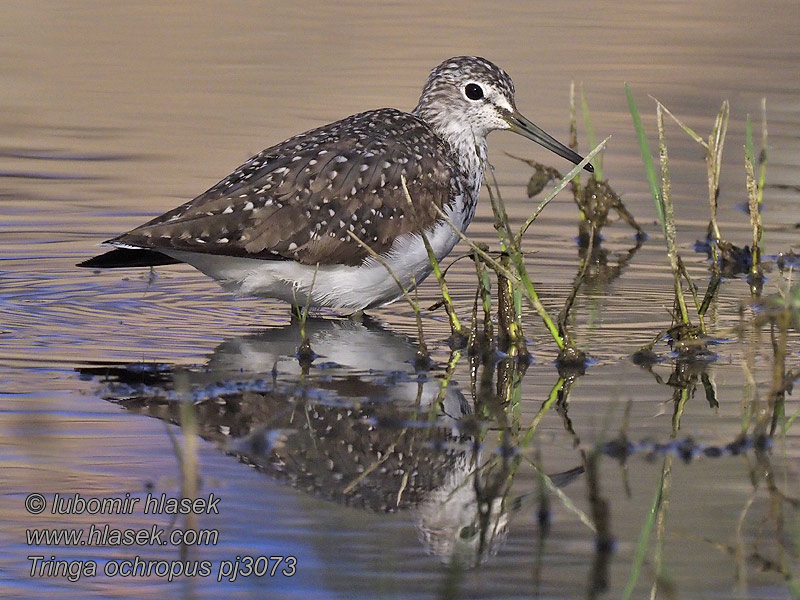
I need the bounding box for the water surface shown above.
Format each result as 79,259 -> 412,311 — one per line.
1,1 -> 799,598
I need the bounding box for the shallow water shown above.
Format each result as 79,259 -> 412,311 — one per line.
2,1 -> 799,599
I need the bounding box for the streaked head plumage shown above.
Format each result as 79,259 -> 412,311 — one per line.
413,56 -> 518,139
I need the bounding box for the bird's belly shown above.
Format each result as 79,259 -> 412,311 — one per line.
163,218 -> 464,311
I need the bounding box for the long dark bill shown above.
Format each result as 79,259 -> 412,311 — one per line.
504,109 -> 594,173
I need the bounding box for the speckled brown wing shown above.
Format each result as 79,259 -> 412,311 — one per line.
110,108 -> 462,267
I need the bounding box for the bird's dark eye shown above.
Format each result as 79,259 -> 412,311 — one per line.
465,83 -> 484,101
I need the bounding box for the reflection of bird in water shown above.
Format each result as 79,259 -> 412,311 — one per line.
416,451 -> 509,567
81,318 -> 514,566
79,56 -> 590,312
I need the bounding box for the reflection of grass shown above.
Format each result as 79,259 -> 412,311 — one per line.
622,464 -> 667,600
750,281 -> 800,436
170,371 -> 200,561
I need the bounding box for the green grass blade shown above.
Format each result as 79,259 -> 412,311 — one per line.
655,98 -> 706,147
745,114 -> 756,170
621,462 -> 666,600
744,116 -> 764,274
626,84 -> 665,232
757,98 -> 768,205
581,85 -> 603,180
786,403 -> 800,432
529,458 -> 597,533
516,135 -> 610,242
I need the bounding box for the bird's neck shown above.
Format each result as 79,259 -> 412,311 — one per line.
413,106 -> 488,201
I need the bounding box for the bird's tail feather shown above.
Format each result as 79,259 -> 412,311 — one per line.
77,248 -> 181,269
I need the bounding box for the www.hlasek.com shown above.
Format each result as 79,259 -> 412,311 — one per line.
24,492 -> 296,582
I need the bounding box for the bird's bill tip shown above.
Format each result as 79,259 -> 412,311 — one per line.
504,110 -> 594,173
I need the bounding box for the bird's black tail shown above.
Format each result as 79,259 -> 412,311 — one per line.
77,248 -> 182,269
